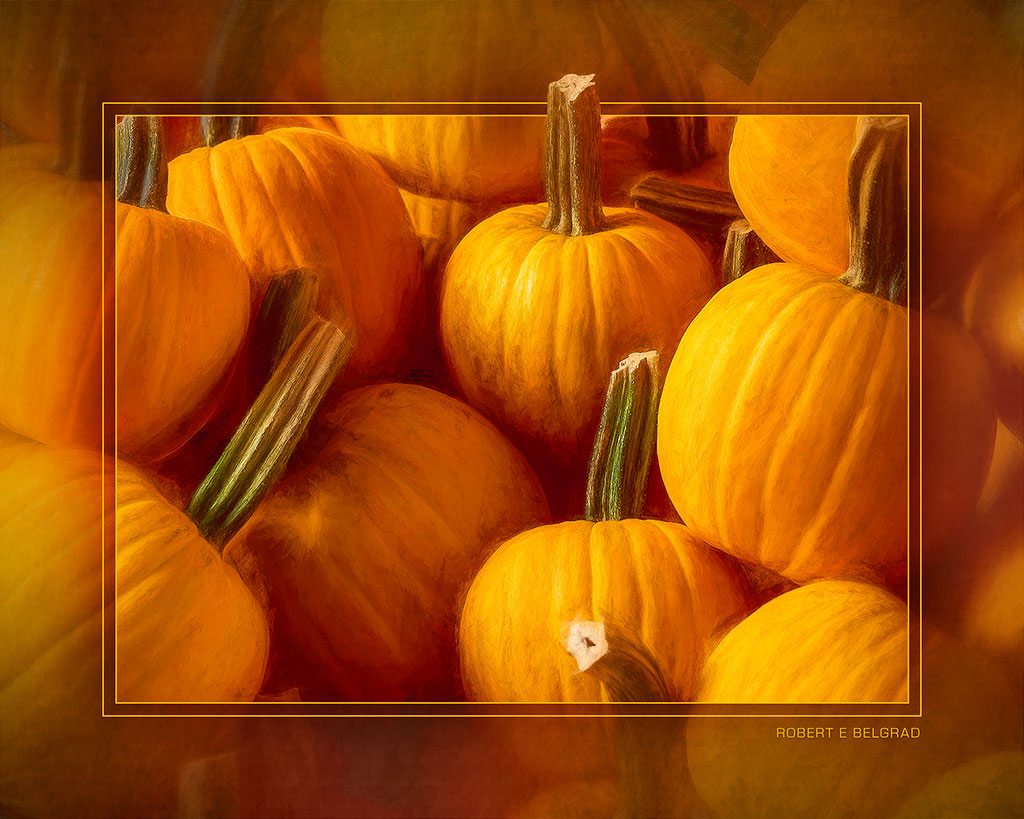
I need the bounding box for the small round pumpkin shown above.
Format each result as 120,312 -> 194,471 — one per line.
0,118 -> 252,462
0,434 -> 262,817
687,600 -> 1021,818
440,75 -> 715,513
659,117 -> 995,586
166,125 -> 424,382
729,115 -> 858,274
227,382 -> 551,701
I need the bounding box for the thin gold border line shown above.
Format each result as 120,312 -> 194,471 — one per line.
104,103 -> 922,717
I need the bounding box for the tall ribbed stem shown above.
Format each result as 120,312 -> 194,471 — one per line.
115,116 -> 167,210
542,73 -> 606,236
839,116 -> 909,306
585,351 -> 662,522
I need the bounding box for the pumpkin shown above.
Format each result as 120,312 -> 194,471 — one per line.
963,193 -> 1024,440
659,117 -> 994,586
0,141 -> 106,451
226,382 -> 550,701
687,586 -> 1022,818
440,75 -> 715,514
728,115 -> 858,274
0,434 -> 256,816
460,352 -> 752,797
320,1 -> 707,204
698,581 -> 909,704
739,0 -> 1023,313
113,116 -> 251,462
166,125 -> 424,382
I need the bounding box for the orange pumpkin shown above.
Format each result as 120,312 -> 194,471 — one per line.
963,194 -> 1024,440
687,589 -> 1021,818
166,125 -> 424,382
728,115 -> 858,274
440,75 -> 715,513
741,0 -> 1023,311
113,116 -> 251,462
0,434 -> 259,816
659,117 -> 994,586
319,1 -> 707,203
227,382 -> 550,700
697,581 -> 909,704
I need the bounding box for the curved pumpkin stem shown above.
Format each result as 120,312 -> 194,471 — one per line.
542,73 -> 606,236
585,351 -> 661,522
839,116 -> 909,306
246,269 -> 321,397
115,116 -> 167,210
187,316 -> 353,550
567,620 -> 677,817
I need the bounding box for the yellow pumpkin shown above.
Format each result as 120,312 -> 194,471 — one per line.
728,115 -> 858,274
166,126 -> 424,382
0,435 -> 260,816
440,76 -> 715,514
687,584 -> 1022,818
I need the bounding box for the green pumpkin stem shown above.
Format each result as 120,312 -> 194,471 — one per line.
246,269 -> 321,397
52,4 -> 103,182
839,116 -> 909,306
115,116 -> 168,210
186,317 -> 353,550
566,621 -> 676,817
201,116 -> 259,147
585,351 -> 661,522
542,73 -> 606,236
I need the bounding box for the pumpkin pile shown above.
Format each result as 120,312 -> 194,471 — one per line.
0,39 -> 1019,814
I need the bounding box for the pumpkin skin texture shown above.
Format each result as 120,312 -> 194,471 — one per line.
697,581 -> 909,704
729,115 -> 858,274
114,203 -> 250,462
441,206 -> 715,478
0,438 -> 250,817
333,115 -> 546,204
0,144 -> 105,450
687,584 -> 1022,819
166,127 -> 424,381
963,196 -> 1024,440
115,460 -> 269,702
227,383 -> 551,701
460,519 -> 751,703
657,264 -> 909,587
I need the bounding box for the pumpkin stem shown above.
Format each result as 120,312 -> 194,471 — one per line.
839,116 -> 908,306
723,218 -> 780,284
629,173 -> 742,237
115,116 -> 168,210
585,351 -> 661,522
52,4 -> 103,182
566,620 -> 676,817
186,317 -> 353,550
201,116 -> 259,147
246,269 -> 321,396
542,73 -> 606,236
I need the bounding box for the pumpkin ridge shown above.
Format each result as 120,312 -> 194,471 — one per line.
205,147 -> 248,263
759,286 -> 876,572
786,302 -> 905,579
712,280 -> 828,560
